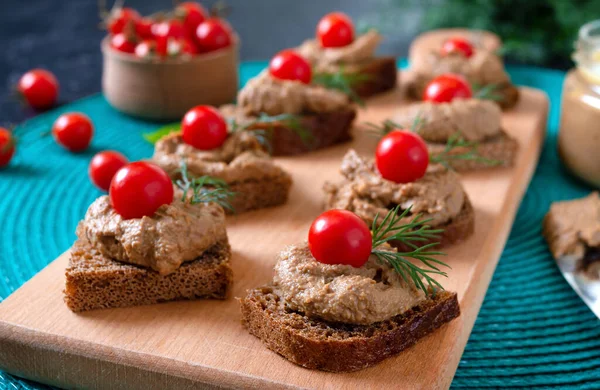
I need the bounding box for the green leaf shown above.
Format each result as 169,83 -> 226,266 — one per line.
143,123 -> 181,144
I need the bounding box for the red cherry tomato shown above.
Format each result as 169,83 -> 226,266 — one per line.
269,50 -> 312,84
376,130 -> 429,183
441,37 -> 474,58
317,12 -> 354,48
0,128 -> 16,167
109,162 -> 174,220
135,18 -> 154,39
195,18 -> 233,53
177,2 -> 207,38
110,33 -> 136,54
89,151 -> 129,192
182,105 -> 228,150
52,113 -> 94,152
107,7 -> 140,35
152,20 -> 185,41
177,38 -> 199,55
17,69 -> 59,110
308,209 -> 372,267
423,73 -> 472,103
135,40 -> 157,59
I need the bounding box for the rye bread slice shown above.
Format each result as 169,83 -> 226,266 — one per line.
240,286 -> 460,372
64,238 -> 232,312
427,131 -> 518,172
220,105 -> 356,156
341,56 -> 398,98
228,174 -> 292,214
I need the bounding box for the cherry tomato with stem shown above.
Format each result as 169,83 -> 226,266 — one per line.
110,33 -> 137,54
107,7 -> 140,35
375,130 -> 429,184
308,209 -> 372,267
423,73 -> 472,103
110,162 -> 174,220
182,105 -> 228,150
52,113 -> 94,152
441,37 -> 474,58
269,50 -> 312,84
17,69 -> 59,110
195,18 -> 232,52
89,151 -> 129,192
0,127 -> 16,167
135,18 -> 154,39
317,12 -> 354,48
176,2 -> 207,39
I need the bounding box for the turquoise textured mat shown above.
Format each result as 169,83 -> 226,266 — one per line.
1,61 -> 599,389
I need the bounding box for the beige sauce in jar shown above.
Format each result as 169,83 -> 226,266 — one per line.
559,20 -> 600,187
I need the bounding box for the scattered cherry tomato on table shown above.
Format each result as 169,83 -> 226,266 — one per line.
0,128 -> 16,167
89,151 -> 129,192
110,33 -> 137,54
182,105 -> 228,150
308,209 -> 372,267
51,113 -> 94,152
195,18 -> 233,52
441,37 -> 474,58
375,130 -> 429,183
269,50 -> 312,84
107,7 -> 140,35
176,1 -> 207,39
317,12 -> 354,48
110,162 -> 174,219
423,73 -> 472,103
17,69 -> 59,110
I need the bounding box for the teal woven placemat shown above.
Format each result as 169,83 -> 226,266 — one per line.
1,61 -> 599,389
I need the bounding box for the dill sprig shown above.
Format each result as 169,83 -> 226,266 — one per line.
370,205 -> 448,296
363,113 -> 424,137
229,112 -> 314,151
312,67 -> 371,106
175,160 -> 235,212
430,133 -> 502,170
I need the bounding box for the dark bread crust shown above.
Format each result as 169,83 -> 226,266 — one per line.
344,57 -> 398,98
220,105 -> 356,156
240,286 -> 460,372
427,131 -> 518,172
390,195 -> 475,251
227,174 -> 292,214
65,238 -> 232,312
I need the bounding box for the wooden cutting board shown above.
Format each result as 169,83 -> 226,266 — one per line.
0,82 -> 548,390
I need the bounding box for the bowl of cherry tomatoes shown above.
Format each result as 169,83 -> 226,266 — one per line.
101,2 -> 239,120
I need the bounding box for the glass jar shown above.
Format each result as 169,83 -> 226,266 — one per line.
559,20 -> 600,187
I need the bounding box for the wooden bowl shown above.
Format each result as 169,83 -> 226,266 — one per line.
101,37 -> 239,120
409,28 -> 502,69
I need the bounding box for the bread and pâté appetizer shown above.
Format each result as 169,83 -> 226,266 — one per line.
64,161 -> 234,312
408,36 -> 519,110
543,192 -> 600,280
240,208 -> 460,372
220,49 -> 356,156
391,73 -> 518,171
151,105 -> 292,213
325,128 -> 476,248
294,12 -> 397,98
